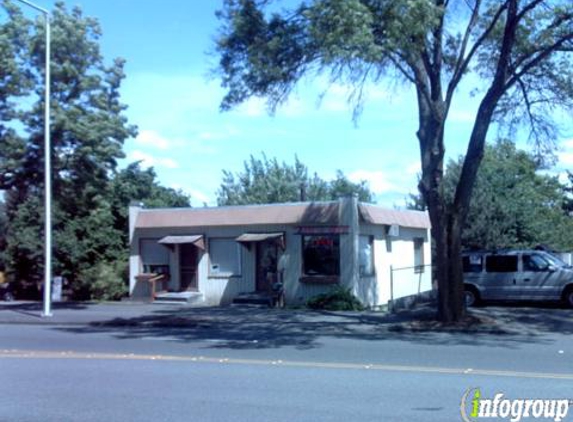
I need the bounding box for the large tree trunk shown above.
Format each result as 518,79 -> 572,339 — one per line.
418,91 -> 500,323
412,0 -> 519,323
430,206 -> 465,323
416,87 -> 468,323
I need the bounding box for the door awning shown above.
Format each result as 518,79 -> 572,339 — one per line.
158,235 -> 205,250
235,232 -> 285,249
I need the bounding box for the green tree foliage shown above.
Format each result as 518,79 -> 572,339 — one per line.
0,0 -> 32,191
0,2 -> 137,296
110,162 -> 190,245
217,153 -> 374,205
214,0 -> 573,322
0,2 -> 189,299
561,173 -> 573,216
410,140 -> 573,251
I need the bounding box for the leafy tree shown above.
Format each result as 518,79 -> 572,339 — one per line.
328,170 -> 373,202
213,0 -> 573,322
410,140 -> 573,251
109,161 -> 190,244
0,2 -> 135,298
561,173 -> 573,216
0,2 -> 191,299
217,153 -> 374,205
0,0 -> 32,191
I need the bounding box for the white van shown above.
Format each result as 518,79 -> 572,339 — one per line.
462,250 -> 573,307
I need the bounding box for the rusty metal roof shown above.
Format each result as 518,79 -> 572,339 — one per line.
135,202 -> 340,229
358,204 -> 430,229
134,201 -> 430,230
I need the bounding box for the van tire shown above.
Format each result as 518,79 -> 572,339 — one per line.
562,286 -> 573,308
464,286 -> 480,307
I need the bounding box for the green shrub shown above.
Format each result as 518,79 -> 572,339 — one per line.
306,287 -> 364,311
77,260 -> 128,301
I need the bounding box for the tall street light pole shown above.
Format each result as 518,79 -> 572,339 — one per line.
15,0 -> 52,317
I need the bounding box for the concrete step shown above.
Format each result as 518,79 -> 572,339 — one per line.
154,291 -> 204,304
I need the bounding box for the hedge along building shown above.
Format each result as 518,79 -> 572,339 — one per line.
128,196 -> 432,307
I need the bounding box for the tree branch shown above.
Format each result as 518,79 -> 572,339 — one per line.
445,1 -> 509,107
505,32 -> 573,90
516,0 -> 546,21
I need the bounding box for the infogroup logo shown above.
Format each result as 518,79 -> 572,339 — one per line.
460,388 -> 571,422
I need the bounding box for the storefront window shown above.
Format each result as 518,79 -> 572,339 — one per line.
359,235 -> 374,276
209,238 -> 241,276
302,235 -> 340,276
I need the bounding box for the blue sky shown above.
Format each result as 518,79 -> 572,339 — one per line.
18,1 -> 573,207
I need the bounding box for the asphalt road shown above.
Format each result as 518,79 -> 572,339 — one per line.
1,318 -> 572,422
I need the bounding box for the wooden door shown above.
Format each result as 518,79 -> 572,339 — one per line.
256,240 -> 278,292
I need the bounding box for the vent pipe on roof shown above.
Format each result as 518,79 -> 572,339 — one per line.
299,182 -> 306,202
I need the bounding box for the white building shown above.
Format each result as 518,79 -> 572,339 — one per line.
129,196 -> 432,308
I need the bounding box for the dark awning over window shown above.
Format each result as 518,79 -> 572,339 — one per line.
235,232 -> 285,249
158,235 -> 205,250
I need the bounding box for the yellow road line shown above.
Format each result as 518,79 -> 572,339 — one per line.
1,349 -> 572,380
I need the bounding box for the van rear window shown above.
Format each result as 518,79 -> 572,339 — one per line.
485,255 -> 518,273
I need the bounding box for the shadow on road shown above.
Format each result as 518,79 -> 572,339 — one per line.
0,302 -> 89,319
55,302 -> 573,350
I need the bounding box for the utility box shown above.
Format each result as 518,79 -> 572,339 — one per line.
52,276 -> 63,302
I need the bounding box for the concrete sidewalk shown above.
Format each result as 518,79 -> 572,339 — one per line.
0,301 -> 183,325
1,300 -> 570,338
0,301 -> 395,328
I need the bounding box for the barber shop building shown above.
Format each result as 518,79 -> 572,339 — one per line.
129,196 -> 432,308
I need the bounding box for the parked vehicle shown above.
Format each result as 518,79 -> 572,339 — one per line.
462,250 -> 573,307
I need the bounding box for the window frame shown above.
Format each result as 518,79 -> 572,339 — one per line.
140,238 -> 170,274
301,234 -> 340,277
413,237 -> 425,274
522,253 -> 551,272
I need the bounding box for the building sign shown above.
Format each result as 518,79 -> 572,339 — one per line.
296,226 -> 349,235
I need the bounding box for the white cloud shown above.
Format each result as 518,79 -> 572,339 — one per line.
348,170 -> 397,194
233,96 -> 306,118
135,129 -> 172,150
559,152 -> 573,166
557,139 -> 573,166
235,97 -> 266,117
130,150 -> 180,169
171,184 -> 214,206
